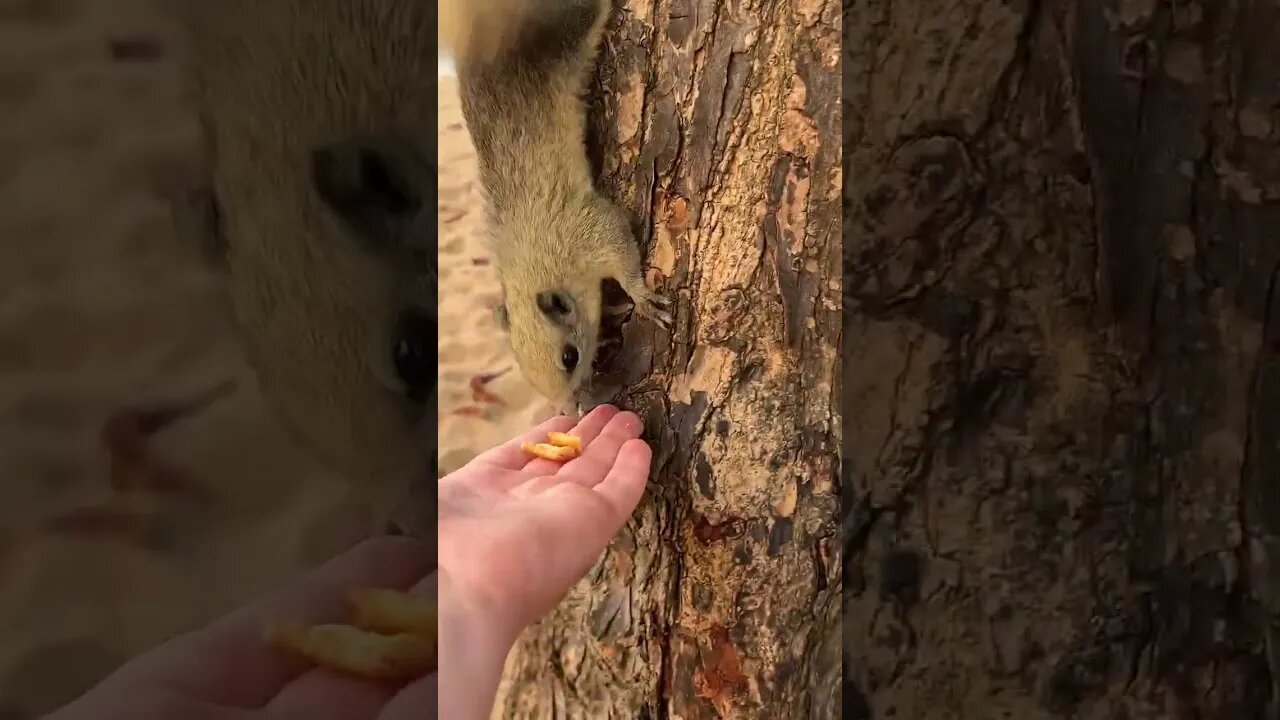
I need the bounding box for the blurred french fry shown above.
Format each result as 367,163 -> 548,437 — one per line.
265,622 -> 435,681
348,588 -> 437,640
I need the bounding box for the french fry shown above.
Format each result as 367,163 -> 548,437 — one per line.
348,589 -> 437,640
546,432 -> 582,451
265,622 -> 435,681
521,441 -> 579,462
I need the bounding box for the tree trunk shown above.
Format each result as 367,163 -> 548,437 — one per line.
492,0 -> 843,718
846,1 -> 1280,718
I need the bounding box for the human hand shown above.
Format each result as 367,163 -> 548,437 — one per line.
440,404 -> 651,639
46,405 -> 650,720
46,536 -> 437,720
436,404 -> 652,718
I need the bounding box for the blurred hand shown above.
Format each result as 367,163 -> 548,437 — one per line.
45,405 -> 651,720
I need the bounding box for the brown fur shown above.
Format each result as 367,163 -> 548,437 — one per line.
451,0 -> 673,412
174,1 -> 437,534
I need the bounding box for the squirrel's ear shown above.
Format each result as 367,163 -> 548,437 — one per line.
535,290 -> 576,323
493,304 -> 509,331
171,186 -> 225,269
310,137 -> 430,253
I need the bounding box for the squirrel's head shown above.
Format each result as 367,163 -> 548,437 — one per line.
175,133 -> 438,523
489,194 -> 634,414
496,284 -> 602,414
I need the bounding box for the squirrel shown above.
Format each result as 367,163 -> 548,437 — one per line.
444,0 -> 675,413
171,1 -> 439,537
169,0 -> 664,532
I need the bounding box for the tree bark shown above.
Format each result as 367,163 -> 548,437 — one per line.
492,0 -> 843,718
846,1 -> 1280,718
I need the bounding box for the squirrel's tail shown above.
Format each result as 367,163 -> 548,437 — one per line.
440,0 -> 539,66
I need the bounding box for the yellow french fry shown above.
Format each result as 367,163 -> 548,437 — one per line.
348,588 -> 437,640
265,622 -> 435,681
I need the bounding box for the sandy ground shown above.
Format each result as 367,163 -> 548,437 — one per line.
436,73 -> 556,475
0,2 -> 542,715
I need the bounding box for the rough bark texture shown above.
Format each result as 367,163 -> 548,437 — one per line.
846,1 -> 1280,718
492,0 -> 843,717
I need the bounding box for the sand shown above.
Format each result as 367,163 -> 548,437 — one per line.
0,3 -> 543,715
436,73 -> 557,476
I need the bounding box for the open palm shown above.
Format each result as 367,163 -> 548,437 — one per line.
437,404 -> 652,642
45,406 -> 651,720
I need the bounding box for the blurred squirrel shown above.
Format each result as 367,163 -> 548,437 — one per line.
173,1 -> 438,537
443,0 -> 673,413
170,0 -> 667,536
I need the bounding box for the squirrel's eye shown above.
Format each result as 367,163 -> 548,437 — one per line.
394,308 -> 434,404
560,344 -> 579,373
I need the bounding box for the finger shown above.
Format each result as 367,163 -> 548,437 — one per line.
268,571 -> 441,718
519,404 -> 620,477
509,410 -> 643,498
466,414 -> 577,472
590,438 -> 652,517
521,449 -> 651,623
407,569 -> 438,597
126,536 -> 432,708
554,411 -> 645,488
264,669 -> 395,720
381,672 -> 437,720
53,687 -> 252,720
519,439 -> 651,599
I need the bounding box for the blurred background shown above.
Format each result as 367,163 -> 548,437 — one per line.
0,1 -> 542,716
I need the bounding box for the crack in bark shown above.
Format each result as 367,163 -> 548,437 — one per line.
1238,259 -> 1280,626
655,516 -> 685,720
972,0 -> 1046,142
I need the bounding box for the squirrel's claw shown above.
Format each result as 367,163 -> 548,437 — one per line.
617,281 -> 674,328
636,296 -> 674,329
652,307 -> 674,329
631,287 -> 674,329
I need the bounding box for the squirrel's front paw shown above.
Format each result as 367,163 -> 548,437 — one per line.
634,289 -> 674,329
